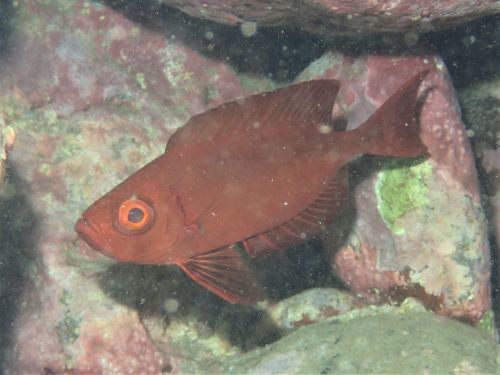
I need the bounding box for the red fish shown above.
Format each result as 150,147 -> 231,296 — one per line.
75,71 -> 429,304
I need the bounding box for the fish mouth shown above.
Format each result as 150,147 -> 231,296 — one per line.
75,217 -> 111,257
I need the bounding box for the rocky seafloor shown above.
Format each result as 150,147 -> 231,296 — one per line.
0,0 -> 498,373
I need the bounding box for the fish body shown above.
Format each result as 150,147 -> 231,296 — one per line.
75,71 -> 429,304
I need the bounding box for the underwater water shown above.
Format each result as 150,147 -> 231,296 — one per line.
0,1 -> 498,373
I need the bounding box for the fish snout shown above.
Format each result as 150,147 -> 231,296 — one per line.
75,217 -> 91,239
75,216 -> 108,255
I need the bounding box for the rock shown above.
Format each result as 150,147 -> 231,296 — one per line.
0,0 -> 495,372
267,288 -> 362,331
0,120 -> 14,189
296,53 -> 492,325
160,0 -> 500,35
458,76 -> 500,334
216,300 -> 499,374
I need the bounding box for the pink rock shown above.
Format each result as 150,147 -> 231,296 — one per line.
73,309 -> 167,374
298,52 -> 490,323
161,0 -> 500,34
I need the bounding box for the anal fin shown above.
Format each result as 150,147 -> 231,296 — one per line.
177,245 -> 265,305
243,167 -> 349,257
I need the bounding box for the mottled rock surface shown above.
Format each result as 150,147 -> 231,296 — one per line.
0,0 -> 495,373
216,300 -> 499,374
160,0 -> 500,35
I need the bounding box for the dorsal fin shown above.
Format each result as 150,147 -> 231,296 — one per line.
166,80 -> 340,155
177,245 -> 265,304
243,167 -> 349,257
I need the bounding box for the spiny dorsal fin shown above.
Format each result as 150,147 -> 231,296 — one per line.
166,80 -> 340,155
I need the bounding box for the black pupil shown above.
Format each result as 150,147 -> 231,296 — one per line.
128,207 -> 144,223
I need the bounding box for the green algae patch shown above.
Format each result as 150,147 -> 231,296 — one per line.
478,310 -> 496,338
56,311 -> 82,346
376,159 -> 432,234
214,306 -> 499,374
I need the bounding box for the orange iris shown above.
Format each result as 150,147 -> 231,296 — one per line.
117,198 -> 154,233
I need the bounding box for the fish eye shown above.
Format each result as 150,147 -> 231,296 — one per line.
117,198 -> 155,234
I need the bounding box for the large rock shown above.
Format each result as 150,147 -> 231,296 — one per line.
0,0 -> 495,372
160,0 -> 500,35
297,53 -> 491,324
216,299 -> 499,374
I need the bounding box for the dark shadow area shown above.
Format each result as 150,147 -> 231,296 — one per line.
253,240 -> 344,302
0,164 -> 40,369
459,92 -> 500,332
0,0 -> 15,61
424,14 -> 499,89
98,262 -> 282,351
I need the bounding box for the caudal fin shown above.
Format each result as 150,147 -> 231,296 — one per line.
355,70 -> 429,158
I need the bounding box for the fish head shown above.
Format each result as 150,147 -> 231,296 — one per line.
75,159 -> 185,265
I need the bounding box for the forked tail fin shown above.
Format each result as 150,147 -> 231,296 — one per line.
355,70 -> 429,158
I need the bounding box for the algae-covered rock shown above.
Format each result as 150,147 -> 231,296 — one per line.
217,304 -> 499,374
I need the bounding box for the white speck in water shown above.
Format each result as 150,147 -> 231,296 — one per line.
204,31 -> 214,40
434,58 -> 445,71
283,201 -> 288,206
318,124 -> 332,134
404,32 -> 419,47
461,35 -> 476,47
163,298 -> 179,314
252,121 -> 261,129
240,21 -> 258,37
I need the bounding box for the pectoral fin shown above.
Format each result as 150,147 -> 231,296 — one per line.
177,245 -> 265,305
